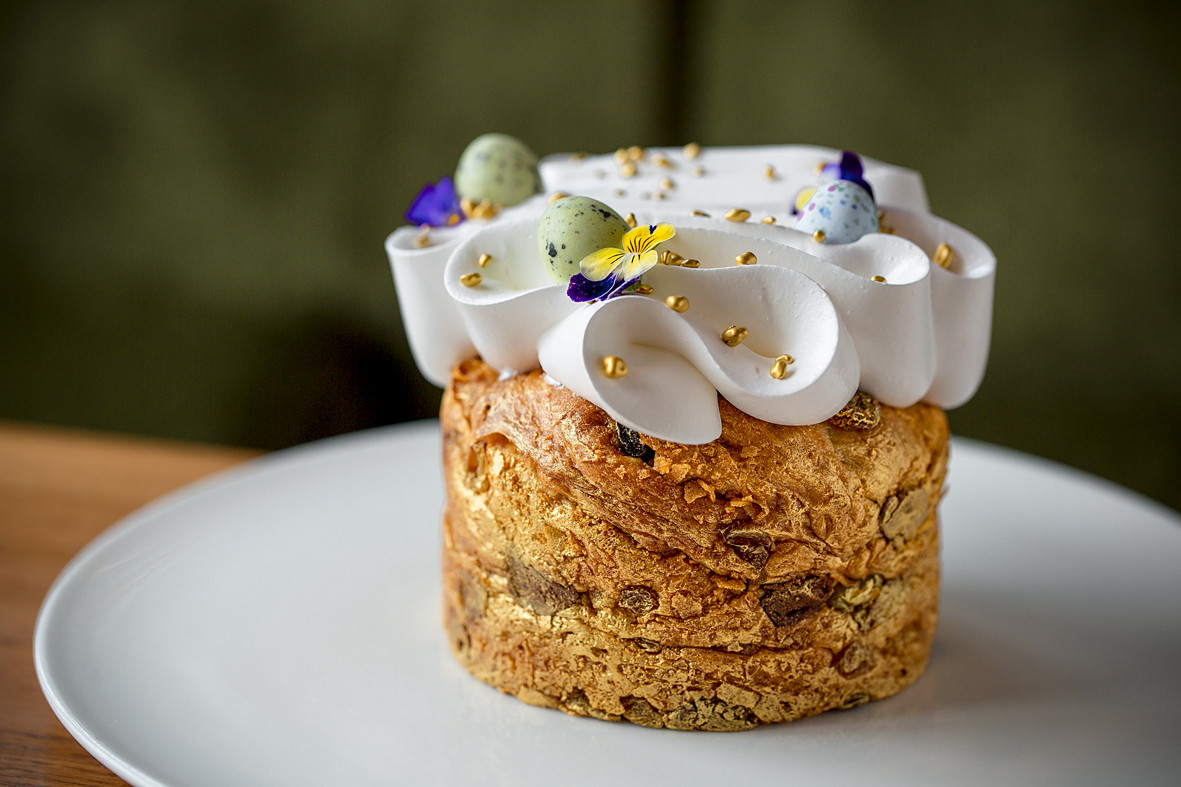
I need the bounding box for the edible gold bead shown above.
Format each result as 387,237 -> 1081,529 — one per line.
764,164 -> 777,180
721,325 -> 749,346
620,161 -> 637,178
478,253 -> 493,267
660,178 -> 675,190
683,142 -> 701,159
660,250 -> 685,266
871,275 -> 886,283
760,216 -> 776,225
614,189 -> 627,197
413,231 -> 431,248
633,284 -> 654,295
692,166 -> 705,177
690,210 -> 710,217
654,153 -> 673,168
652,191 -> 666,200
681,259 -> 700,268
601,355 -> 628,378
628,145 -> 645,161
614,148 -> 629,164
735,251 -> 757,265
625,212 -> 638,228
724,208 -> 751,222
770,354 -> 794,379
665,295 -> 690,313
933,242 -> 954,269
459,272 -> 482,287
571,151 -> 588,161
812,229 -> 826,243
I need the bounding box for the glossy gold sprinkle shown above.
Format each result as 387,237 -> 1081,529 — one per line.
652,191 -> 666,200
633,284 -> 654,295
601,355 -> 628,378
463,198 -> 499,220
724,208 -> 751,222
814,160 -> 827,174
658,178 -> 675,191
627,145 -> 645,161
625,212 -> 638,228
614,189 -> 627,197
683,142 -> 701,159
692,166 -> 705,177
770,355 -> 794,379
660,250 -> 685,266
571,151 -> 588,161
681,258 -> 700,268
477,253 -> 493,267
760,216 -> 776,225
933,243 -> 954,269
549,192 -> 568,203
665,295 -> 690,313
721,325 -> 749,346
413,231 -> 431,248
620,161 -> 637,178
812,229 -> 826,243
764,164 -> 778,180
690,210 -> 710,217
871,275 -> 886,283
460,272 -> 482,287
735,251 -> 757,265
654,153 -> 673,168
614,148 -> 629,164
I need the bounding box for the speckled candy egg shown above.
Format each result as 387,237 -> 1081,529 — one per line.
537,196 -> 629,284
453,133 -> 542,207
794,180 -> 879,244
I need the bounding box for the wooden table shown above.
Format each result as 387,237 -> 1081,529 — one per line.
0,421 -> 261,786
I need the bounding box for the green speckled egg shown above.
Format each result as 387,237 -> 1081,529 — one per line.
537,196 -> 629,284
453,133 -> 542,207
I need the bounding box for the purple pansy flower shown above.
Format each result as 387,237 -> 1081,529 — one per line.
405,176 -> 463,227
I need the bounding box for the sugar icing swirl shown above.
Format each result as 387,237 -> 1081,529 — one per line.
386,145 -> 995,444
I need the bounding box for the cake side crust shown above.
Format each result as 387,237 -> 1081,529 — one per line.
440,359 -> 948,730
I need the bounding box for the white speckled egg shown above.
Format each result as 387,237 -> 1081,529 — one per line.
794,180 -> 879,244
453,133 -> 541,207
537,196 -> 629,284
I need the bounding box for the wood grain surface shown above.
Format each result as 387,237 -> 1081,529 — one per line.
0,421 -> 260,786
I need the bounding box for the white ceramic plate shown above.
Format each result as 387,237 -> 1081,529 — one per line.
35,422 -> 1181,786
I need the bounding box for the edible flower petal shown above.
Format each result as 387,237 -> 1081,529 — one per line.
406,176 -> 464,227
820,151 -> 874,200
567,223 -> 676,302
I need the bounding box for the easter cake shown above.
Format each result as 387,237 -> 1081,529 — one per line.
386,136 -> 995,730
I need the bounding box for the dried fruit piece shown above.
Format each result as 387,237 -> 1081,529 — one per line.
722,525 -> 772,568
759,575 -> 834,626
618,585 -> 659,615
615,421 -> 655,463
829,391 -> 881,431
879,488 -> 930,541
506,557 -> 580,615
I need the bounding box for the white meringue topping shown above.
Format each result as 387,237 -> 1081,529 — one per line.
386,145 -> 995,443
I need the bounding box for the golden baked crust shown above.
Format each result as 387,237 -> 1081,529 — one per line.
440,358 -> 949,730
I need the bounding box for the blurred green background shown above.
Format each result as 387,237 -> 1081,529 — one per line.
2,0 -> 1179,512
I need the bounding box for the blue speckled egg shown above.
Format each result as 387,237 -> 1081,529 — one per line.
537,196 -> 629,284
453,133 -> 541,207
794,180 -> 879,244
